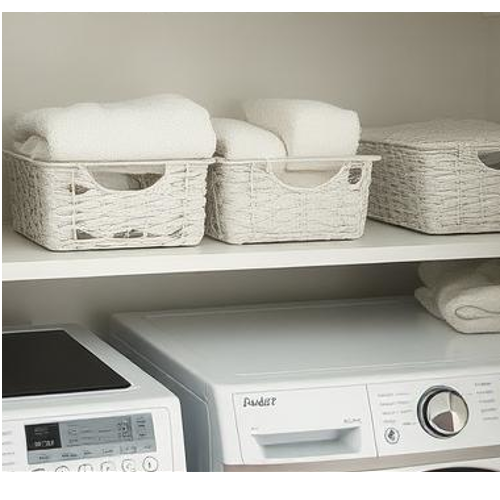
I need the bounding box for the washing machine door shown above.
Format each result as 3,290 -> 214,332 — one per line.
428,467 -> 494,472
399,456 -> 500,472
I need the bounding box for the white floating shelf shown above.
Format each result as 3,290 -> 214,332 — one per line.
3,222 -> 500,282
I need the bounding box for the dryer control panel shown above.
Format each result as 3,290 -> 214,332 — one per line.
368,374 -> 500,455
3,409 -> 173,472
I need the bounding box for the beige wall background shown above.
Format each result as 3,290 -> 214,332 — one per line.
2,12 -> 494,222
487,15 -> 500,121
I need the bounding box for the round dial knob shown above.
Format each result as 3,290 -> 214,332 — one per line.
418,387 -> 469,438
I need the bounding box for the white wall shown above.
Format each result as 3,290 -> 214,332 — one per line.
2,12 -> 488,126
1,12 -> 490,222
487,16 -> 500,122
2,12 -> 483,124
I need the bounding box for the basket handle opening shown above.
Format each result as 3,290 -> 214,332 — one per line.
268,159 -> 357,189
84,164 -> 167,191
478,151 -> 500,171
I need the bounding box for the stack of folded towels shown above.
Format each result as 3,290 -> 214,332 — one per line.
415,260 -> 500,334
12,94 -> 216,161
212,98 -> 361,160
13,96 -> 358,165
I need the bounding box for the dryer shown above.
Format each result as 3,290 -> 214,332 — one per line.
3,325 -> 186,472
108,297 -> 500,472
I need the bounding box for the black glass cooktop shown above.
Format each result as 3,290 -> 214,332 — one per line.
2,330 -> 130,398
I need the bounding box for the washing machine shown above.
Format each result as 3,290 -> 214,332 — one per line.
107,297 -> 500,472
2,325 -> 186,471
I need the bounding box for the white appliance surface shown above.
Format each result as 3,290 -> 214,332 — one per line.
109,297 -> 500,471
2,324 -> 186,472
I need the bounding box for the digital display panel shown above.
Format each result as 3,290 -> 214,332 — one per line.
25,423 -> 62,451
25,413 -> 156,464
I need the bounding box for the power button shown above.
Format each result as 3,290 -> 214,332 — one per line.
384,427 -> 400,444
142,456 -> 159,472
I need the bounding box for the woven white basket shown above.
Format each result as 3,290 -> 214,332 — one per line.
360,120 -> 500,234
205,156 -> 379,244
5,151 -> 211,251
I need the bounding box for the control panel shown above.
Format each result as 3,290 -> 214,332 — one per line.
230,374 -> 500,465
3,409 -> 173,472
368,374 -> 500,456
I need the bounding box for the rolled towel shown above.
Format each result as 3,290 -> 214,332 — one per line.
445,285 -> 500,334
414,286 -> 443,320
212,118 -> 286,160
415,260 -> 500,334
12,94 -> 216,161
243,99 -> 361,158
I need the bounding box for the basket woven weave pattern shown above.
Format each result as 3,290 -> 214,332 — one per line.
206,160 -> 372,244
7,153 -> 209,250
361,141 -> 500,234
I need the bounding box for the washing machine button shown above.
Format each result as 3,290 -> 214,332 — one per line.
121,458 -> 136,472
100,461 -> 116,471
142,456 -> 159,472
418,387 -> 469,438
78,463 -> 94,472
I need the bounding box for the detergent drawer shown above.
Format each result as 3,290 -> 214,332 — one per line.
232,385 -> 376,465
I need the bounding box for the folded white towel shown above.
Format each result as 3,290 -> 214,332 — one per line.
212,118 -> 338,187
12,94 -> 216,161
415,260 -> 500,334
212,118 -> 286,160
414,286 -> 443,320
243,99 -> 361,158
